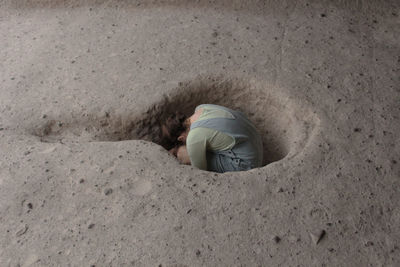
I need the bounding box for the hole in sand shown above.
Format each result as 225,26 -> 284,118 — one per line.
32,75 -> 319,166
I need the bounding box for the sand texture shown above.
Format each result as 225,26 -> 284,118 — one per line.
0,0 -> 399,266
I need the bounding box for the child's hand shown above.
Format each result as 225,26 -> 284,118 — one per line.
168,146 -> 178,157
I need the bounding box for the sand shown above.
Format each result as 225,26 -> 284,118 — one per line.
0,0 -> 399,266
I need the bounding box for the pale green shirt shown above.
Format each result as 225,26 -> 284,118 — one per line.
186,105 -> 235,170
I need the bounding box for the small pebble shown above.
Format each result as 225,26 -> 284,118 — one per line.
104,188 -> 113,196
310,229 -> 326,244
88,223 -> 95,229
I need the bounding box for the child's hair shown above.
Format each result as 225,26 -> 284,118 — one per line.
160,111 -> 186,150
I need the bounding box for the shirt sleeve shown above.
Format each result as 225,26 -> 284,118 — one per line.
186,131 -> 207,171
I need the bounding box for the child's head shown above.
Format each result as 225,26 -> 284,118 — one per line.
160,111 -> 186,150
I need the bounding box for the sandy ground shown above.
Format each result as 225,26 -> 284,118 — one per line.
0,0 -> 399,266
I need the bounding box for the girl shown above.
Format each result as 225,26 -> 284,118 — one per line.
164,104 -> 263,173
